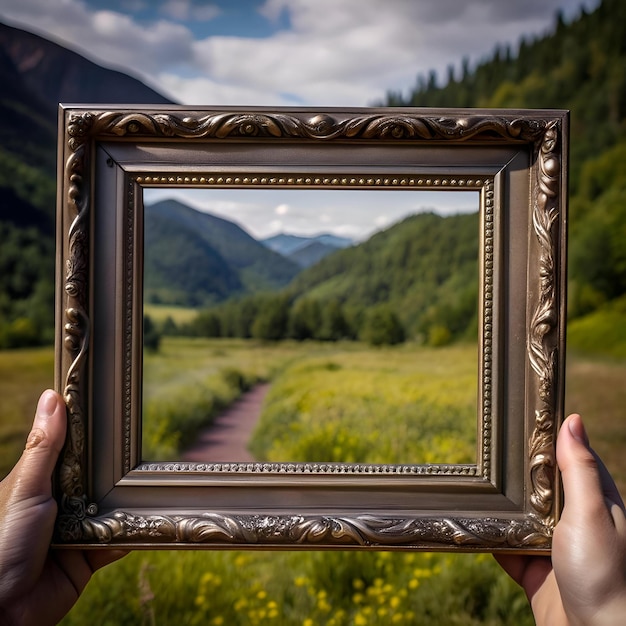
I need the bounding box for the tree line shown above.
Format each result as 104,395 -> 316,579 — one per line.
147,296 -> 407,348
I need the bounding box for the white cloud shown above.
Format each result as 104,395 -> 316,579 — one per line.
160,0 -> 220,22
0,0 -> 196,79
171,0 -> 599,105
0,0 -> 601,106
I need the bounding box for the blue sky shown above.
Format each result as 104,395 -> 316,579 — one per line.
85,0 -> 291,39
0,0 -> 599,238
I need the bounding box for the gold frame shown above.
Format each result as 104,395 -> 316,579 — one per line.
54,106 -> 568,551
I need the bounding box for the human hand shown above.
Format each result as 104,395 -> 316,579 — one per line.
0,390 -> 126,626
496,413 -> 626,626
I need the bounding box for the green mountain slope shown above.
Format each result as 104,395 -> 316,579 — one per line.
189,211 -> 479,345
382,0 -> 626,319
145,200 -> 300,306
287,211 -> 479,340
0,21 -> 174,347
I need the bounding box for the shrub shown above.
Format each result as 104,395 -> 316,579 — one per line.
427,324 -> 452,347
0,317 -> 40,349
143,315 -> 162,352
359,305 -> 405,346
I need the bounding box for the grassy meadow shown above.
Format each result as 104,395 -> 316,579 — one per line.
0,334 -> 625,625
0,346 -> 54,478
249,343 -> 476,465
144,304 -> 200,326
142,337 -> 303,459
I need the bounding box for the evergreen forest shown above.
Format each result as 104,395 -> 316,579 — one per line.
383,0 -> 626,321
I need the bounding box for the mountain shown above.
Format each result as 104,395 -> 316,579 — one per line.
0,20 -> 173,191
3,0 -> 626,346
287,240 -> 344,268
194,210 -> 480,344
0,21 -> 172,120
263,233 -> 353,256
287,211 -> 479,338
144,200 -> 301,306
261,233 -> 353,268
0,20 -> 175,347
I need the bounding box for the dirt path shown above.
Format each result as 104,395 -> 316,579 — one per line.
181,383 -> 271,463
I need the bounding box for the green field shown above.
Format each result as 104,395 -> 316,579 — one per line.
249,343 -> 476,465
144,304 -> 199,326
143,338 -> 476,464
1,339 -> 625,625
0,346 -> 54,478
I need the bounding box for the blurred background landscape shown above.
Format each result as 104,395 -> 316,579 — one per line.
1,0 -> 625,623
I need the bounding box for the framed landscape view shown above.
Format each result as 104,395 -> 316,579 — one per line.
54,105 -> 568,552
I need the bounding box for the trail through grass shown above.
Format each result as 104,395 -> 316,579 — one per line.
143,338 -> 310,459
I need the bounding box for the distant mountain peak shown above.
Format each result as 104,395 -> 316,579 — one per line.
261,232 -> 353,265
143,199 -> 300,306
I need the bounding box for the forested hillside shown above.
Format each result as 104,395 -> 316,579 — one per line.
383,0 -> 626,319
187,211 -> 478,346
0,21 -> 172,348
145,200 -> 300,306
287,211 -> 478,340
185,0 -> 626,347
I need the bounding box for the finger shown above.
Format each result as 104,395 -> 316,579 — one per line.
557,414 -> 622,523
14,390 -> 67,501
493,554 -> 552,599
86,549 -> 129,572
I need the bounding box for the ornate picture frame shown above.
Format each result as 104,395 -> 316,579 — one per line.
54,106 -> 568,552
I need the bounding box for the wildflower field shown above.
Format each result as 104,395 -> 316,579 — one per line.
1,337 -> 625,625
249,343 -> 476,464
142,337 -> 476,465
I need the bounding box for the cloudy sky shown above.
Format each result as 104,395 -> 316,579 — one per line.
143,188 -> 479,241
0,0 -> 599,106
1,0 -> 598,239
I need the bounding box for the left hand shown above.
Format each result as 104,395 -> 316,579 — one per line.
0,390 -> 126,626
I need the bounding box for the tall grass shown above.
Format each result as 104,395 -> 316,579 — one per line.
0,346 -> 54,478
249,344 -> 476,464
61,549 -> 533,626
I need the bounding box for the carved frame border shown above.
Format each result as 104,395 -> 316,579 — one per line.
133,173 -> 492,479
54,106 -> 567,551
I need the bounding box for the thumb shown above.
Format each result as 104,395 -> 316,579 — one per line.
557,414 -> 624,523
0,390 -> 67,600
12,390 -> 67,502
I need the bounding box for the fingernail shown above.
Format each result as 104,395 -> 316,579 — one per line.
37,390 -> 59,419
568,414 -> 589,446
